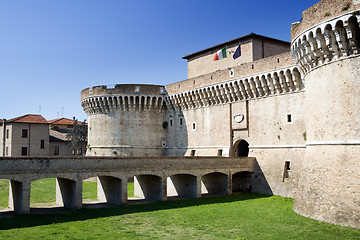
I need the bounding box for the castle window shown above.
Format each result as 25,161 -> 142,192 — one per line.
251,64 -> 254,69
169,118 -> 173,127
217,149 -> 223,156
229,68 -> 234,78
40,140 -> 45,149
6,129 -> 9,139
283,161 -> 291,180
277,58 -> 280,63
22,129 -> 28,138
287,114 -> 292,123
191,150 -> 196,156
192,122 -> 196,130
179,118 -> 183,126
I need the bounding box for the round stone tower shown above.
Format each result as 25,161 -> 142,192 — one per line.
291,0 -> 360,228
81,84 -> 168,156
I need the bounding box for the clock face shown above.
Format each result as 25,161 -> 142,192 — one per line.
234,114 -> 244,123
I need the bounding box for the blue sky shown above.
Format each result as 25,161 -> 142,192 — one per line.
0,0 -> 319,121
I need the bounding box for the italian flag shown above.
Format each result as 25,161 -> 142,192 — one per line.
213,47 -> 227,61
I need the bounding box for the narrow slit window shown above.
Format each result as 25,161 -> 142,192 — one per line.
192,122 -> 196,130
179,118 -> 183,126
283,161 -> 291,180
40,140 -> 45,149
191,150 -> 196,156
287,114 -> 292,123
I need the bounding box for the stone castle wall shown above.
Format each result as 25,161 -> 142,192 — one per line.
81,0 -> 360,229
290,2 -> 360,228
81,84 -> 168,156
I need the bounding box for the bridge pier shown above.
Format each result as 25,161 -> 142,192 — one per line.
97,176 -> 122,205
9,180 -> 30,214
121,179 -> 128,205
56,178 -> 82,210
161,178 -> 167,201
196,176 -> 202,198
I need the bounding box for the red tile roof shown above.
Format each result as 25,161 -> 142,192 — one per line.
6,114 -> 49,124
49,118 -> 87,125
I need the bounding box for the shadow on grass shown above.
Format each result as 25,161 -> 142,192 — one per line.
0,193 -> 270,230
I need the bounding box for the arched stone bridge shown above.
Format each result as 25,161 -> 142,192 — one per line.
0,156 -> 255,214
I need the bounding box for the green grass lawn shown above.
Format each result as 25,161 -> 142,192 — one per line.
0,178 -> 135,207
0,180 -> 359,239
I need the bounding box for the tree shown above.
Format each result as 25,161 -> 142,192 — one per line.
67,119 -> 88,154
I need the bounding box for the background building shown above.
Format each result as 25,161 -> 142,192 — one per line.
0,114 -> 49,157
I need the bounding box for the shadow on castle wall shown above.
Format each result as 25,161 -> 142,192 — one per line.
165,108 -> 188,156
251,159 -> 273,195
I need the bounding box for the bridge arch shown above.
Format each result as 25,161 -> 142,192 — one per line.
232,171 -> 252,193
134,174 -> 162,201
201,172 -> 228,196
167,174 -> 197,199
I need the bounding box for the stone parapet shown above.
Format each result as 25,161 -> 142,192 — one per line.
291,0 -> 360,40
166,66 -> 303,111
291,11 -> 360,75
81,84 -> 167,115
166,52 -> 295,94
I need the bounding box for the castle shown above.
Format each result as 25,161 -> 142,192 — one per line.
80,0 -> 360,228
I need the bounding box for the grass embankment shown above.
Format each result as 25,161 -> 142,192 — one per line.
0,179 -> 359,239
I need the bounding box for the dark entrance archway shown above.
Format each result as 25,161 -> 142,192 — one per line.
233,139 -> 249,157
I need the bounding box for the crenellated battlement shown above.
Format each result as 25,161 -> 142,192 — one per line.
167,66 -> 303,111
81,84 -> 168,115
291,11 -> 360,75
291,0 -> 360,40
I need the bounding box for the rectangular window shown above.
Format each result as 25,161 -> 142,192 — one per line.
287,114 -> 292,123
40,140 -> 45,149
21,147 -> 27,156
54,146 -> 60,155
192,123 -> 196,130
22,129 -> 28,138
190,150 -> 196,156
217,149 -> 223,156
6,129 -> 9,139
169,119 -> 173,127
283,161 -> 291,180
179,118 -> 183,126
5,147 -> 8,156
77,147 -> 83,155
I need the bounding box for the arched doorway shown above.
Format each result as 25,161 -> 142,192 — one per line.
232,139 -> 249,157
